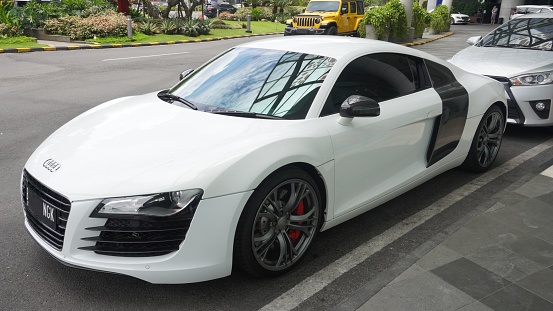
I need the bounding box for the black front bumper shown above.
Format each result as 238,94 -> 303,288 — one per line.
284,27 -> 327,35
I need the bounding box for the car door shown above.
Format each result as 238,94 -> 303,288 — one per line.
320,53 -> 444,218
339,1 -> 351,33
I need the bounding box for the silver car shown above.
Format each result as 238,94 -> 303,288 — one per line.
450,12 -> 553,127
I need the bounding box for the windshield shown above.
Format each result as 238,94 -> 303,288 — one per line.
306,1 -> 340,12
479,17 -> 553,51
170,47 -> 335,119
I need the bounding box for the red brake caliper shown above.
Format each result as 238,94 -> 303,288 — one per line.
288,200 -> 304,243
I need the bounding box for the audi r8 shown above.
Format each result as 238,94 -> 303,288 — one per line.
21,36 -> 507,283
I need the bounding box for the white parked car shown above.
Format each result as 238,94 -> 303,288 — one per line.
21,36 -> 507,284
450,12 -> 553,127
451,12 -> 470,24
510,5 -> 553,20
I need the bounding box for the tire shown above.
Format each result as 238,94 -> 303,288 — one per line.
233,167 -> 323,277
450,18 -> 455,25
461,105 -> 504,172
325,26 -> 338,35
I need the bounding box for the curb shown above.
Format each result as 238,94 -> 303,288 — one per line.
0,32 -> 283,54
0,31 -> 453,53
401,31 -> 453,47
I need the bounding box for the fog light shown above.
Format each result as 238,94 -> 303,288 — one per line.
535,102 -> 546,111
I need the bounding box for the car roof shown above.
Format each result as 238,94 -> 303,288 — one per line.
516,5 -> 553,8
516,11 -> 553,19
237,36 -> 420,60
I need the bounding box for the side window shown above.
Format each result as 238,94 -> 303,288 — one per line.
425,59 -> 457,91
321,53 -> 423,116
341,3 -> 348,14
356,1 -> 364,14
350,2 -> 357,14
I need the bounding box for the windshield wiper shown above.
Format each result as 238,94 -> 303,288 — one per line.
157,91 -> 197,110
208,110 -> 284,120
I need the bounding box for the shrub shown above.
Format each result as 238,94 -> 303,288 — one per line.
0,23 -> 21,37
362,6 -> 389,37
160,18 -> 178,34
384,0 -> 407,39
219,11 -> 238,20
412,1 -> 430,37
136,19 -> 159,35
44,11 -> 131,40
430,4 -> 450,32
235,7 -> 272,21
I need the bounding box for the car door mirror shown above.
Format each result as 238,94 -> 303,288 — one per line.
339,95 -> 380,118
179,69 -> 194,80
467,36 -> 482,46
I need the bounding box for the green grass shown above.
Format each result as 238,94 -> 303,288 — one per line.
0,21 -> 285,49
0,36 -> 46,49
86,21 -> 285,44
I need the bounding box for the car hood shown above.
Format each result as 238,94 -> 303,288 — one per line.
449,46 -> 553,77
25,92 -> 328,201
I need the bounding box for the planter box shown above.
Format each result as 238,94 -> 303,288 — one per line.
365,24 -> 377,39
23,28 -> 71,42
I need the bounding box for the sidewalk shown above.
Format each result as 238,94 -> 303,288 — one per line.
336,165 -> 553,311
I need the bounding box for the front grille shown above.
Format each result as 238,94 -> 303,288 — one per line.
22,170 -> 71,251
79,217 -> 192,257
295,17 -> 316,27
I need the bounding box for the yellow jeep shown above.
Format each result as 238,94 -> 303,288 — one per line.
284,0 -> 365,35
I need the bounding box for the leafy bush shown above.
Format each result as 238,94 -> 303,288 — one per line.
136,19 -> 159,35
0,23 -> 21,37
430,4 -> 450,33
44,11 -> 131,40
384,0 -> 407,39
235,7 -> 272,21
160,18 -> 178,34
219,12 -> 238,20
412,1 -> 430,37
362,6 -> 389,37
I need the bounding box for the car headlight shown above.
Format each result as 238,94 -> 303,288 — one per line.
510,71 -> 553,86
91,189 -> 203,218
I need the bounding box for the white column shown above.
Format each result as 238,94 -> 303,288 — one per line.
401,0 -> 414,42
401,0 -> 414,27
426,0 -> 437,12
441,0 -> 452,11
499,0 -> 525,23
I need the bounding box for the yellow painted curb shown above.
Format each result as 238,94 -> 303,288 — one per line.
17,47 -> 31,53
149,42 -> 160,45
90,45 -> 102,49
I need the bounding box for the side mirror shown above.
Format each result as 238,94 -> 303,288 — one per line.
467,36 -> 482,46
340,95 -> 380,118
179,69 -> 194,81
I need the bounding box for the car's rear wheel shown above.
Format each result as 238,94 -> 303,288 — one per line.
461,105 -> 504,172
234,167 -> 322,277
326,26 -> 338,35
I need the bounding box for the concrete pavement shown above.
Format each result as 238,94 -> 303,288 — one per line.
334,160 -> 553,311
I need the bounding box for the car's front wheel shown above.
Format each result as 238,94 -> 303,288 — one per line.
461,105 -> 504,172
234,167 -> 322,277
326,26 -> 338,35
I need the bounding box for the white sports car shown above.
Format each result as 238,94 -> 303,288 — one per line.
22,36 -> 507,284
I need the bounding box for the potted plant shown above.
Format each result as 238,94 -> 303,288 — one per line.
362,6 -> 389,40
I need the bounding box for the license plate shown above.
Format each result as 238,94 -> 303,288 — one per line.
27,187 -> 57,231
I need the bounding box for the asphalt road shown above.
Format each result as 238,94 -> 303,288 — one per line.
1,24 -> 552,311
